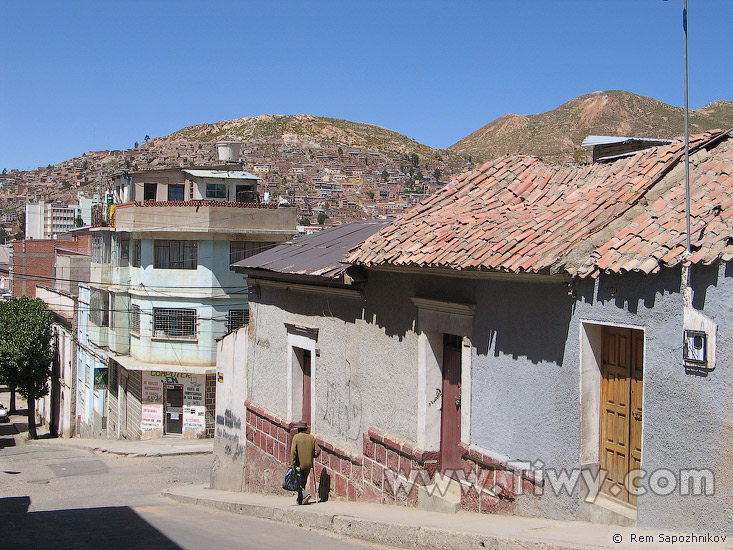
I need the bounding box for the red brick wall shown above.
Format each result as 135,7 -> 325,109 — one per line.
242,399 -> 543,513
12,233 -> 91,298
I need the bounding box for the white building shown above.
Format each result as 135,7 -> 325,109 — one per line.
81,161 -> 298,439
25,201 -> 82,240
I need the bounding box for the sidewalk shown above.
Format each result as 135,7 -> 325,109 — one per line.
26,434 -> 213,457
1,387 -> 212,457
164,484 -> 731,550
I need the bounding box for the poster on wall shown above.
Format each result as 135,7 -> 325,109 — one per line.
94,368 -> 108,389
141,404 -> 163,430
183,405 -> 206,431
142,376 -> 163,403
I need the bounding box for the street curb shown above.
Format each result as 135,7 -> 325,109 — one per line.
164,488 -> 588,550
90,449 -> 214,458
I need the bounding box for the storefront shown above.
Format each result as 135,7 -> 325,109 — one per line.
108,356 -> 215,440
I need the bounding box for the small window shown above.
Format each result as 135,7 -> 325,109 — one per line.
229,241 -> 278,270
154,240 -> 197,269
131,240 -> 142,267
206,183 -> 227,199
109,294 -> 115,330
153,308 -> 196,339
89,288 -> 109,327
144,183 -> 157,201
168,184 -> 185,201
119,238 -> 129,267
228,309 -> 249,333
130,304 -> 141,334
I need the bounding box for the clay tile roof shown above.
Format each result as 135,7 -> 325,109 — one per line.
348,130 -> 733,278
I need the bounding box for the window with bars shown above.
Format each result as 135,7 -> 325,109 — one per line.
130,304 -> 141,334
131,240 -> 142,267
154,240 -> 197,269
153,308 -> 197,339
92,234 -> 108,263
227,309 -> 249,333
89,288 -> 109,327
229,241 -> 278,270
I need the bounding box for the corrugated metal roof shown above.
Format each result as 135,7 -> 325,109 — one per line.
234,219 -> 392,279
581,135 -> 675,147
183,169 -> 258,180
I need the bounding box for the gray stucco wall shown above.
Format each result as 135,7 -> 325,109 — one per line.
248,272 -> 421,452
243,262 -> 730,530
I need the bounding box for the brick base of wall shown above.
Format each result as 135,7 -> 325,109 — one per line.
242,400 -> 543,513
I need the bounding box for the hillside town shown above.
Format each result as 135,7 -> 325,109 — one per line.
0,124 -> 471,240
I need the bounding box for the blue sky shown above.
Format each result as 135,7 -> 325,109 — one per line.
1,0 -> 731,171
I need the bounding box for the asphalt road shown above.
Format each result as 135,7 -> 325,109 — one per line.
0,433 -> 393,550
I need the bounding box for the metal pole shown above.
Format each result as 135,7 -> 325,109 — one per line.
683,0 -> 691,256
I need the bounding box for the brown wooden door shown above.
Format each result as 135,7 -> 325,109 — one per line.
440,334 -> 462,473
601,326 -> 643,505
302,350 -> 311,428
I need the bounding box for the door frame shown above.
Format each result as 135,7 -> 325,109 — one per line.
413,297 -> 474,453
579,321 -> 645,506
164,383 -> 184,436
285,323 -> 318,427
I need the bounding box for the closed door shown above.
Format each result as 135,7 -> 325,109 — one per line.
302,350 -> 312,428
601,326 -> 643,505
165,385 -> 184,435
440,334 -> 462,473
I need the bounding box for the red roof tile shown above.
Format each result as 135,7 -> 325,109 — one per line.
349,131 -> 733,278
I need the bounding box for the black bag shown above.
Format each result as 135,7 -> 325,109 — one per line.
282,468 -> 300,492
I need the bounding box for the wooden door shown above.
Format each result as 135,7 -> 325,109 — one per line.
440,334 -> 462,473
302,350 -> 312,428
601,326 -> 643,505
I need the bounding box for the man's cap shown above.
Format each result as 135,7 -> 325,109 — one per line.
293,421 -> 308,429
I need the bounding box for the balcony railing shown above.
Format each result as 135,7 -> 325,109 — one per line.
92,200 -> 296,234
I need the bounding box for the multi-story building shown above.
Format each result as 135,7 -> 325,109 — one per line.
82,159 -> 297,439
25,200 -> 82,240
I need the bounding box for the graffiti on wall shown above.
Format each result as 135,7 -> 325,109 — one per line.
322,360 -> 362,440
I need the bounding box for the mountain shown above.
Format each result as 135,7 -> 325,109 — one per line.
166,114 -> 444,158
449,90 -> 733,162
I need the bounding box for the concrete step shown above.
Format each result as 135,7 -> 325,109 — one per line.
417,473 -> 461,514
580,494 -> 636,527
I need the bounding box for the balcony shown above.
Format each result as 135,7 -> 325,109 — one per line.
93,200 -> 297,236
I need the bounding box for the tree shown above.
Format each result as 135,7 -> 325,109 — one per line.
410,153 -> 419,167
2,168 -> 7,174
81,159 -> 89,170
134,141 -> 139,148
144,135 -> 150,142
75,215 -> 85,227
17,211 -> 25,238
0,226 -> 8,244
61,181 -> 71,190
382,170 -> 389,183
433,168 -> 442,182
299,218 -> 311,226
0,297 -> 55,439
366,191 -> 374,200
317,212 -> 328,225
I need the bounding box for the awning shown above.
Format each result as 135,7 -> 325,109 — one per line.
109,353 -> 216,375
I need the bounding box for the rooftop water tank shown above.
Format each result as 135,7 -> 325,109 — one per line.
217,141 -> 242,162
